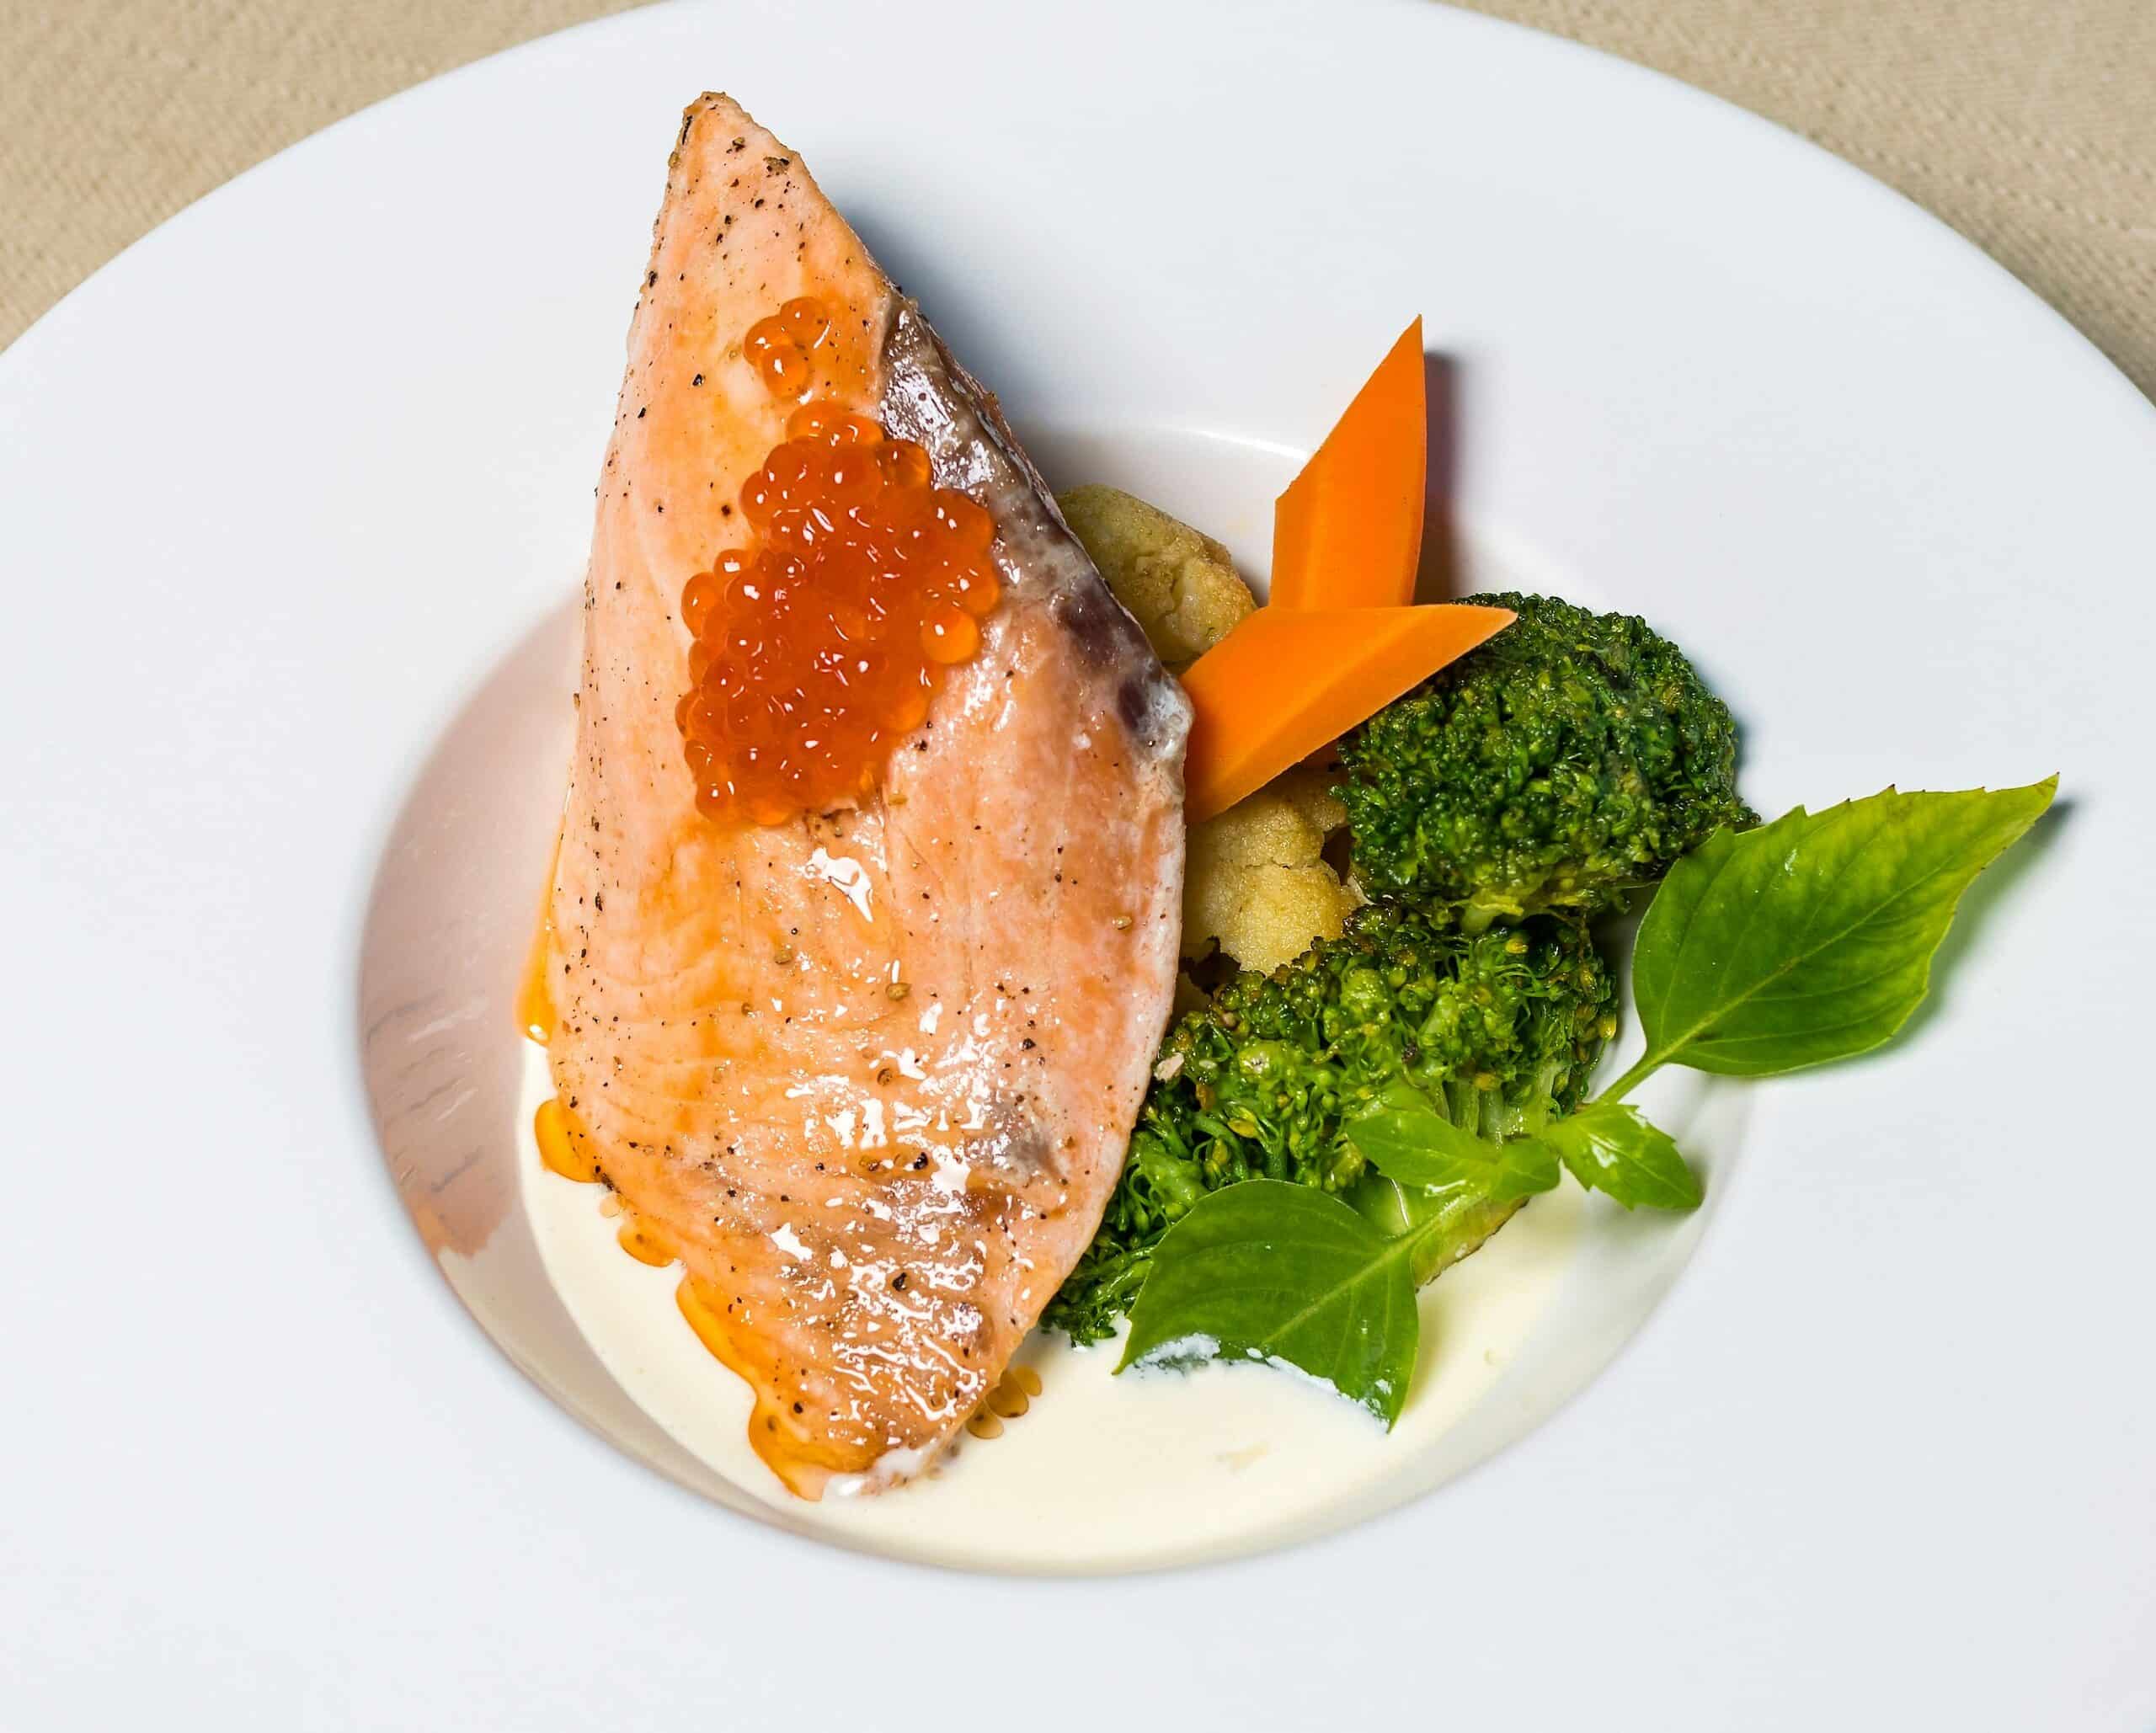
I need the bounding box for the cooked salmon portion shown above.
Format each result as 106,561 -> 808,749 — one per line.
542,94 -> 1189,1497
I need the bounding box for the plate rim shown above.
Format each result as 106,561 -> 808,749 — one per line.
4,1 -> 2152,1725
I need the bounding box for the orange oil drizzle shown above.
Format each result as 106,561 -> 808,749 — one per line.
675,1275 -> 744,1370
616,1213 -> 681,1267
965,1364 -> 1044,1440
532,1097 -> 600,1184
516,920 -> 557,1045
675,1273 -> 878,1498
517,831 -> 563,1043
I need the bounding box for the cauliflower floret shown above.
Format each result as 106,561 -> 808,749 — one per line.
1058,484 -> 1255,669
1182,766 -> 1359,974
1272,765 -> 1348,836
1061,484 -> 1344,973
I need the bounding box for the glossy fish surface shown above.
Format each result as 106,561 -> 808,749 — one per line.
542,95 -> 1189,1496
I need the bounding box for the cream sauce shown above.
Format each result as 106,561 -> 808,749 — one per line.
517,1042 -> 1581,1572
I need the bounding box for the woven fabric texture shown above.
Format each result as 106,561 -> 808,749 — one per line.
3,0 -> 2150,397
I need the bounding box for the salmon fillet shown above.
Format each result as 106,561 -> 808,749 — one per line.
542,94 -> 1190,1497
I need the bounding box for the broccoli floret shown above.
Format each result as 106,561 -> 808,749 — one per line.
1337,593 -> 1754,930
1043,903 -> 1615,1345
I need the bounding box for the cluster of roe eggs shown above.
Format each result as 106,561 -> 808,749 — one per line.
675,297 -> 999,826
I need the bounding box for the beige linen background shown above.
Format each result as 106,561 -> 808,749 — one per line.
2,0 -> 2151,399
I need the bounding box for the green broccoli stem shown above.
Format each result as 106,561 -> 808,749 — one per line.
1459,903 -> 1502,937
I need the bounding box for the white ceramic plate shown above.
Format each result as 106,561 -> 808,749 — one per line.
5,0 -> 2153,1725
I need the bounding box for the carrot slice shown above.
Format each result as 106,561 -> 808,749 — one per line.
1270,318 -> 1428,611
1180,603 -> 1513,822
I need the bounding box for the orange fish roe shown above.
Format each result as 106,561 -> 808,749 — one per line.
741,295 -> 831,400
675,300 -> 1001,827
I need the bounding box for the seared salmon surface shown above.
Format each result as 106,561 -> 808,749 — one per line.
543,95 -> 1189,1496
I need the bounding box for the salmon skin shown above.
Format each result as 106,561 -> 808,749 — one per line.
543,94 -> 1190,1497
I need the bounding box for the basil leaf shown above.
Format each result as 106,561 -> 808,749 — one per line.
1345,1080 -> 1561,1203
1630,779 -> 2055,1077
1351,1175 -> 1525,1286
1119,1181 -> 1419,1426
1534,1101 -> 1702,1211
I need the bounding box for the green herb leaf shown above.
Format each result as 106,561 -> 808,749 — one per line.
1350,1176 -> 1524,1286
1345,1080 -> 1562,1202
1118,1181 -> 1419,1426
1629,780 -> 2055,1078
1534,1101 -> 1702,1210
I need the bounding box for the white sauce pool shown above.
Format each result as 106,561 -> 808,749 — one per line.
517,1044 -> 1581,1572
